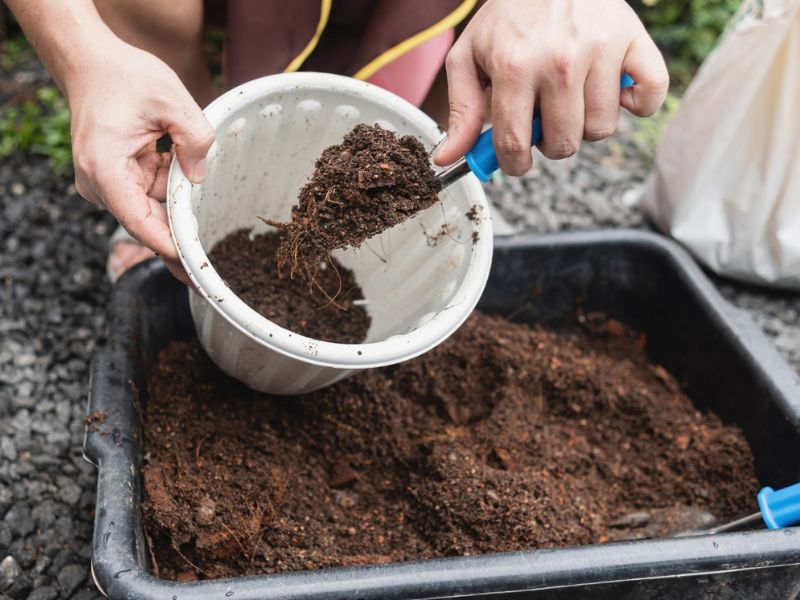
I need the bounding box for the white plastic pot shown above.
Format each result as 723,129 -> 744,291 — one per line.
167,72 -> 493,395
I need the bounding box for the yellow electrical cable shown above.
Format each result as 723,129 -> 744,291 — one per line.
351,0 -> 476,80
284,0 -> 333,73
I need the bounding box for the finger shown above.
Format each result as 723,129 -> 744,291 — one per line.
433,45 -> 486,166
149,161 -> 170,202
97,162 -> 179,262
137,151 -> 172,202
583,59 -> 623,142
538,76 -> 585,160
620,34 -> 669,117
490,70 -> 535,175
161,95 -> 215,184
74,171 -> 105,209
162,256 -> 193,287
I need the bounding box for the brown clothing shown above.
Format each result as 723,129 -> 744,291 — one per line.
206,0 -> 474,86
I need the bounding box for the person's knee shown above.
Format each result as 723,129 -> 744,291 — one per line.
95,0 -> 204,51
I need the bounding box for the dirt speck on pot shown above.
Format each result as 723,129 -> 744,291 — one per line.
425,223 -> 453,247
141,312 -> 759,580
83,410 -> 107,433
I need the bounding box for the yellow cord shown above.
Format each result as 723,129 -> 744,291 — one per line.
352,0 -> 476,80
284,0 -> 333,73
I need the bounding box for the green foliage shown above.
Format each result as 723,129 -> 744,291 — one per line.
1,6 -> 31,71
0,85 -> 73,176
632,0 -> 742,87
0,31 -> 72,177
0,36 -> 33,71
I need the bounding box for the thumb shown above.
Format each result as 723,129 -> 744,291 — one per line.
433,48 -> 486,166
620,34 -> 670,118
164,98 -> 216,184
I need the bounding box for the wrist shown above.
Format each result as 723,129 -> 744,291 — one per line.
6,0 -> 121,101
51,5 -> 123,102
60,28 -> 124,103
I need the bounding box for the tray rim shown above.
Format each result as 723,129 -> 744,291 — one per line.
85,229 -> 800,600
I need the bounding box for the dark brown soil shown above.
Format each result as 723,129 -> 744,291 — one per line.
142,313 -> 759,581
208,230 -> 370,344
83,410 -> 107,433
83,410 -> 107,426
267,124 -> 441,284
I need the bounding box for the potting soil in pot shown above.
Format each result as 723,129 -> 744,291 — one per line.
264,123 -> 441,285
207,230 -> 370,343
141,311 -> 759,580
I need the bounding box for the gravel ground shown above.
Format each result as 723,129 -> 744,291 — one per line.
1,151 -> 114,599
0,92 -> 798,600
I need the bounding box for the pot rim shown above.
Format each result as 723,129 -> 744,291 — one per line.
167,72 -> 493,369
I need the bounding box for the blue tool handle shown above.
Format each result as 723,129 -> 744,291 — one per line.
758,483 -> 800,529
464,73 -> 636,182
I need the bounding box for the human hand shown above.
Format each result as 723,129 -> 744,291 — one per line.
434,0 -> 669,175
65,35 -> 215,283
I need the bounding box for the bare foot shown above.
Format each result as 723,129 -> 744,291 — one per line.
107,240 -> 156,283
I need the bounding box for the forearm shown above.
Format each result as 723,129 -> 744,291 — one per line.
4,0 -> 118,99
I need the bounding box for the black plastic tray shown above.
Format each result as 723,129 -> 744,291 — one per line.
85,230 -> 800,600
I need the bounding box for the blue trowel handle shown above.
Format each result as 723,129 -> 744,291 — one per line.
464,73 -> 636,182
758,483 -> 800,529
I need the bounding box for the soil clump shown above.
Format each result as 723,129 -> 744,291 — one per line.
266,124 -> 440,284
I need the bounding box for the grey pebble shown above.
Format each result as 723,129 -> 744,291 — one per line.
56,564 -> 87,597
2,435 -> 18,461
12,394 -> 38,410
6,573 -> 32,599
45,429 -> 71,449
77,491 -> 94,511
10,411 -> 32,436
54,402 -> 71,426
0,555 -> 23,591
47,550 -> 76,578
55,477 -> 81,507
27,585 -> 58,600
32,554 -> 52,576
0,487 -> 12,513
15,460 -> 36,477
0,523 -> 12,551
14,354 -> 37,369
12,545 -> 36,570
4,504 -> 34,538
71,591 -> 102,600
31,501 -> 62,530
30,418 -> 53,435
23,480 -> 49,503
70,268 -> 93,288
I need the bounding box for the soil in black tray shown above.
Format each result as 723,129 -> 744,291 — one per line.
266,123 -> 441,284
208,229 -> 370,343
142,313 -> 759,581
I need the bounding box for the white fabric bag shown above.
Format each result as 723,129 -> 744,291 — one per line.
641,0 -> 800,289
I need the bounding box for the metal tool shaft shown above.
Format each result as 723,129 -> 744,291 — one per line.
673,511 -> 763,538
704,512 -> 764,535
435,157 -> 472,190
